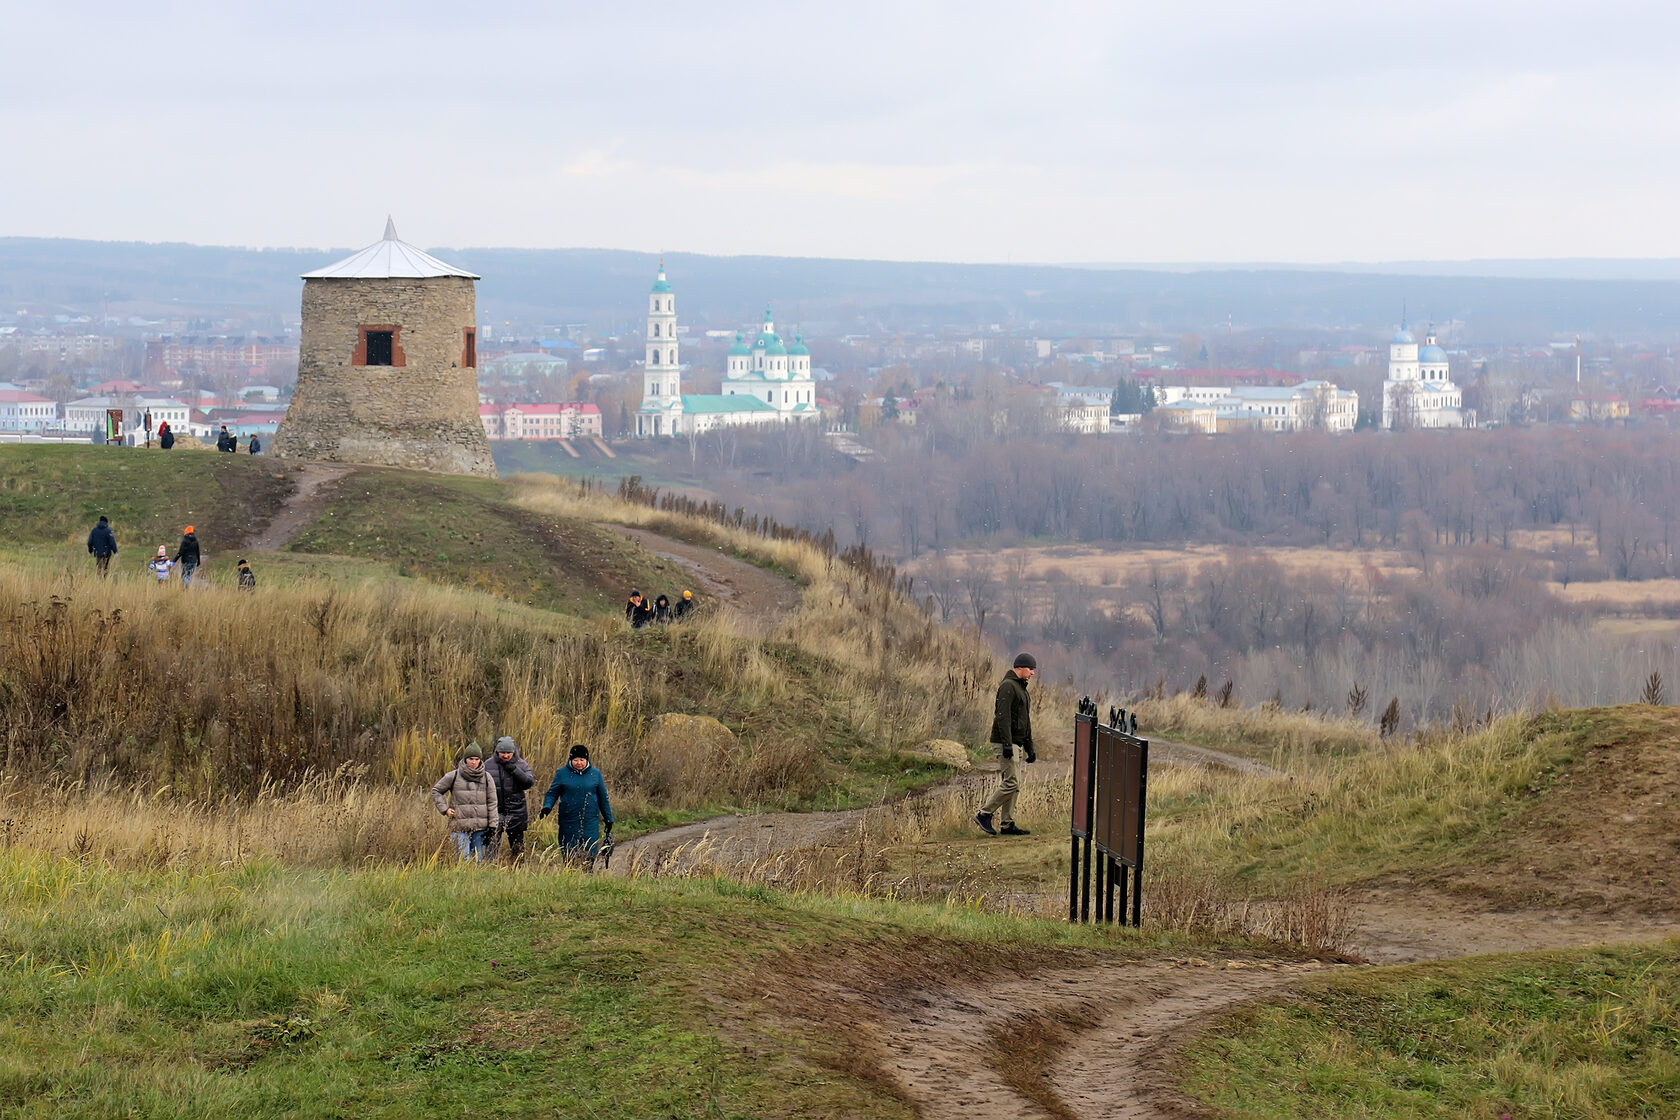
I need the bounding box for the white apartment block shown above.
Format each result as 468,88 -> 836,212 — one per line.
64,396 -> 191,432
479,402 -> 602,441
1155,381 -> 1358,434
0,390 -> 58,430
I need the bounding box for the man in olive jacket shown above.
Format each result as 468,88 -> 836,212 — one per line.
976,653 -> 1037,836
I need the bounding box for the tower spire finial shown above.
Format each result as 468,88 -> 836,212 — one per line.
383,216 -> 399,241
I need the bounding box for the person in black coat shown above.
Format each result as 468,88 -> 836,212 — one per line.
159,423 -> 175,450
484,736 -> 535,861
248,435 -> 261,454
674,589 -> 695,620
625,590 -> 653,629
86,516 -> 118,578
173,526 -> 202,588
653,594 -> 671,623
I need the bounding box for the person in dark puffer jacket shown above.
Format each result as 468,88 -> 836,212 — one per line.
484,736 -> 535,862
87,516 -> 118,578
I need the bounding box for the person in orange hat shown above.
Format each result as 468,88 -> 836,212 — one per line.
673,589 -> 695,620
172,526 -> 202,588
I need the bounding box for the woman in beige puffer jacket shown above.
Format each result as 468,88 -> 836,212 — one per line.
431,742 -> 499,861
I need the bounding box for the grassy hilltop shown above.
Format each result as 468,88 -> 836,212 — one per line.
2,444 -> 1678,1117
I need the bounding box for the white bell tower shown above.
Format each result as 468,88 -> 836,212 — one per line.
642,260 -> 683,435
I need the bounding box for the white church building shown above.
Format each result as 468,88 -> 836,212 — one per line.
1381,323 -> 1468,430
633,265 -> 820,437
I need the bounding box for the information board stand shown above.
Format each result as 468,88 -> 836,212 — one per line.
1068,698 -> 1148,927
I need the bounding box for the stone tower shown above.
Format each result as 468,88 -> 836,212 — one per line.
271,219 -> 496,477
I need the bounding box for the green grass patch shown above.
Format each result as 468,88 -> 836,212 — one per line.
286,469 -> 669,617
0,851 -> 1166,1119
1179,941 -> 1680,1118
0,443 -> 293,556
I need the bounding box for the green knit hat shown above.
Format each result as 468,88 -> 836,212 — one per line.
463,742 -> 483,759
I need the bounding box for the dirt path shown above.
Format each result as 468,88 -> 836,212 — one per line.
244,464 -> 349,551
875,958 -> 1327,1120
621,728 -> 1677,1117
601,524 -> 801,627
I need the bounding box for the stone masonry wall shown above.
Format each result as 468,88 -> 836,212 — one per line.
271,276 -> 496,477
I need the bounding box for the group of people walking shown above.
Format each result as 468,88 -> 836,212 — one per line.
431,738 -> 614,867
625,588 -> 695,628
88,516 -> 255,590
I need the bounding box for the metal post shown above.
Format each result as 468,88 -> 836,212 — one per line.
1094,845 -> 1105,921
1080,833 -> 1093,921
1131,869 -> 1143,927
1068,834 -> 1080,922
1117,863 -> 1129,925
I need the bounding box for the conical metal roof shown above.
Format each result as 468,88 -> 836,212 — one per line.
301,218 -> 479,280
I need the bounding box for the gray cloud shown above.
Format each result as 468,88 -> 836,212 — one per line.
5,1 -> 1679,261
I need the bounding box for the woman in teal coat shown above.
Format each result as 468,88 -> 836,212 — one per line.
540,744 -> 614,865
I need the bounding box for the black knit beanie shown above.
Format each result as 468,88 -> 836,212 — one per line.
568,744 -> 590,760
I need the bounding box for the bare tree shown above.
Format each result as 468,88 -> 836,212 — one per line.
960,555 -> 998,636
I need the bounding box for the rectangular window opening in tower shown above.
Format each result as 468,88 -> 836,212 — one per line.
462,328 -> 477,369
365,330 -> 395,366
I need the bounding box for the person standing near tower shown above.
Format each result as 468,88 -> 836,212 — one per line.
975,653 -> 1037,837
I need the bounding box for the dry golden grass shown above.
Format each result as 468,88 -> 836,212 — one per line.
1129,693 -> 1381,758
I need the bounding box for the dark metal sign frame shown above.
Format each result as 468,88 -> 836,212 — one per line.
1069,699 -> 1148,927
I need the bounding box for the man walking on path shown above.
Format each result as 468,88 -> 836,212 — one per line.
87,516 -> 118,578
540,745 -> 614,868
484,736 -> 535,862
431,743 -> 499,862
173,526 -> 201,588
976,653 -> 1037,837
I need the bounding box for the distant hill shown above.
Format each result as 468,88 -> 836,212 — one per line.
4,236 -> 1679,339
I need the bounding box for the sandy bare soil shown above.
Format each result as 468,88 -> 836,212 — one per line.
243,464 -> 350,551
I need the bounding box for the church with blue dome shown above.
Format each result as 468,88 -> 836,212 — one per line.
1381,322 -> 1468,429
633,265 -> 820,437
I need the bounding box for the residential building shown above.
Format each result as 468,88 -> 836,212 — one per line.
0,390 -> 58,431
479,402 -> 602,440
1153,381 -> 1358,433
64,396 -> 190,432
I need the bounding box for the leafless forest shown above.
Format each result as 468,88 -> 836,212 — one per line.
635,393 -> 1680,728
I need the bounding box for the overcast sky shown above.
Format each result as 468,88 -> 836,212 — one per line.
6,1 -> 1678,264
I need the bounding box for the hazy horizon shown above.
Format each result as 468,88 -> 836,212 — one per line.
7,3 -> 1680,264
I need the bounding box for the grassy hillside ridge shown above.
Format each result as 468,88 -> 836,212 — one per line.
1179,941 -> 1680,1118
0,558 -> 973,824
0,451 -> 996,826
286,469 -> 669,616
798,704 -> 1680,936
0,850 -> 1167,1120
0,443 -> 295,555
